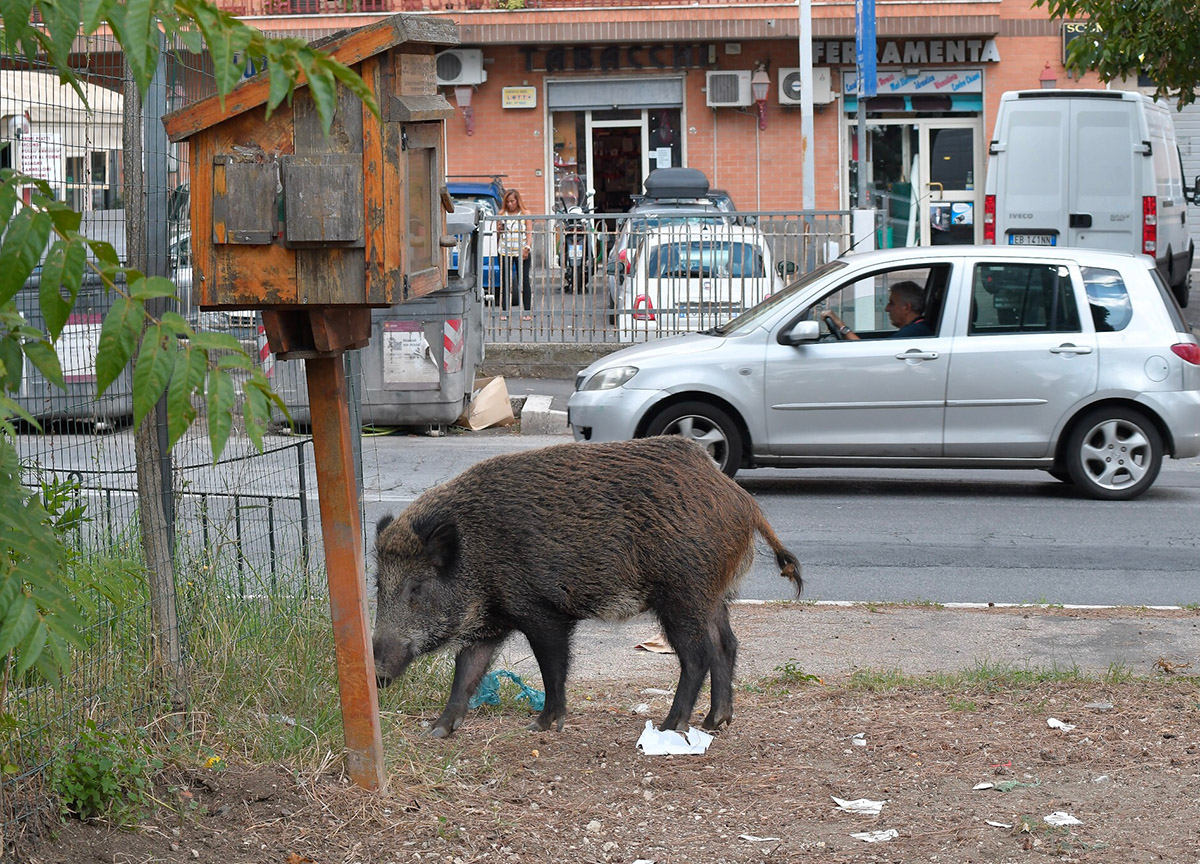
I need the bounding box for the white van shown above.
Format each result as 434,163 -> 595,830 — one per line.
984,89 -> 1197,306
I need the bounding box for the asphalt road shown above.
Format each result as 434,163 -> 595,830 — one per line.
357,432 -> 1200,609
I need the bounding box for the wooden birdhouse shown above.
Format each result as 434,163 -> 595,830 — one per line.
163,15 -> 458,358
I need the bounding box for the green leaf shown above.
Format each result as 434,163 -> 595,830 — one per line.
205,366 -> 235,459
299,52 -> 337,136
85,239 -> 120,269
166,344 -> 206,448
189,331 -> 244,353
128,275 -> 179,301
132,324 -> 175,427
0,335 -> 21,392
160,311 -> 195,338
45,203 -> 82,235
216,352 -> 252,371
38,239 -> 86,340
22,338 -> 64,390
0,594 -> 35,657
81,0 -> 111,34
242,380 -> 270,450
96,296 -> 143,396
0,207 -> 52,305
15,619 -> 47,678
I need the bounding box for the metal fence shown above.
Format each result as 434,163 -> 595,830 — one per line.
478,211 -> 854,344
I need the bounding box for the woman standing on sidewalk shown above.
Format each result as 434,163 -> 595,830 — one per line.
497,188 -> 533,322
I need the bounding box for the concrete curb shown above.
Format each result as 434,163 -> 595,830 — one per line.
517,394 -> 570,435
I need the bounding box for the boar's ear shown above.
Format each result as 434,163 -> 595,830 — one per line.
376,514 -> 394,538
413,516 -> 459,575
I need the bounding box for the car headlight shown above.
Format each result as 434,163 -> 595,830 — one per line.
582,365 -> 639,391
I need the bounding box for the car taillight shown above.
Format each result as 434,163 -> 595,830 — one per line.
1171,343 -> 1200,365
983,194 -> 996,244
1142,196 -> 1157,254
632,295 -> 655,321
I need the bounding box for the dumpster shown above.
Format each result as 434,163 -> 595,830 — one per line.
270,206 -> 484,428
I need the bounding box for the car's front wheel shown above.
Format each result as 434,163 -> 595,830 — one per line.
1064,407 -> 1163,500
645,401 -> 743,478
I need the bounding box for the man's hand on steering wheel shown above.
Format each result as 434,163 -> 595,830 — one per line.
821,310 -> 852,341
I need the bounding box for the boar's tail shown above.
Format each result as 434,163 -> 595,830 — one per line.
755,513 -> 802,596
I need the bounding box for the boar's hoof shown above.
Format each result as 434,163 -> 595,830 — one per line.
526,713 -> 566,733
428,725 -> 452,739
701,712 -> 733,732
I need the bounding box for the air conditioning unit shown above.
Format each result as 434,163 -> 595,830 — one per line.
778,67 -> 834,106
436,49 -> 487,87
705,70 -> 753,108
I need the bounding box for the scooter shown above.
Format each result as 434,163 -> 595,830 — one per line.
556,173 -> 594,294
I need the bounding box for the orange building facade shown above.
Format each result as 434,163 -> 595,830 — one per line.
223,0 -> 1103,244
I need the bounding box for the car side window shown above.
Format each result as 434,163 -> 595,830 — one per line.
810,264 -> 949,338
1081,267 -> 1132,332
969,263 -> 1081,335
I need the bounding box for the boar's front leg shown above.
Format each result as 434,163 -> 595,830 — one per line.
430,635 -> 507,738
524,620 -> 576,732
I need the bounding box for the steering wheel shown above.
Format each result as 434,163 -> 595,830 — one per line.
823,314 -> 846,341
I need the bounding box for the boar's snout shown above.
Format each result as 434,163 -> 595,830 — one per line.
373,635 -> 413,687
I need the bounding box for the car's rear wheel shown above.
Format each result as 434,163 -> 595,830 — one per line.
1064,407 -> 1162,500
645,401 -> 743,478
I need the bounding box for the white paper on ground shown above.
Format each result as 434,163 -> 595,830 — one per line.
1045,811 -> 1082,827
986,820 -> 1013,829
850,828 -> 899,843
1047,717 -> 1076,732
972,782 -> 995,791
832,796 -> 886,816
636,720 -> 713,755
738,835 -> 781,842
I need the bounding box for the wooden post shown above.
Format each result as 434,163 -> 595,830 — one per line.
305,352 -> 386,790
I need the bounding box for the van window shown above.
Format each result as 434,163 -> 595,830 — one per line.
969,263 -> 1082,334
1081,267 -> 1132,331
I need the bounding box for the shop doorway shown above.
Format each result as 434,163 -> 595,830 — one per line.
551,108 -> 683,215
848,118 -> 981,247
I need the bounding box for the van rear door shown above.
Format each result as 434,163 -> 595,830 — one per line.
1067,99 -> 1140,253
994,97 -> 1069,246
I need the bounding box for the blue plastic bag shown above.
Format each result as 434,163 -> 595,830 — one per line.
468,670 -> 546,711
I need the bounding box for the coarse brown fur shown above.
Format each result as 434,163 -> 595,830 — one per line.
373,436 -> 801,737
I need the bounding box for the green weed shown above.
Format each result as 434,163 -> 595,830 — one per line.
48,719 -> 161,823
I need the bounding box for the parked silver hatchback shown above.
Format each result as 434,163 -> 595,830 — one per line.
568,246 -> 1200,500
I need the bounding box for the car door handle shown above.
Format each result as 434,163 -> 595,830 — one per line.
895,350 -> 939,361
1049,344 -> 1093,355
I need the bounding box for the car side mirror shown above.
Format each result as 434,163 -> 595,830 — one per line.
778,319 -> 820,345
776,260 -> 798,277
1192,176 -> 1200,204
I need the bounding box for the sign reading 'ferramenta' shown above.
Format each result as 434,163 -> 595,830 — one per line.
816,38 -> 1002,65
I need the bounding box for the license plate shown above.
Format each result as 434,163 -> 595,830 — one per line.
1008,233 -> 1056,246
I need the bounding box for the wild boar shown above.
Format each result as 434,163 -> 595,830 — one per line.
372,436 -> 801,738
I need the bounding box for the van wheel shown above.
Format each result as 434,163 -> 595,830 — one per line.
1064,407 -> 1162,500
646,401 -> 743,478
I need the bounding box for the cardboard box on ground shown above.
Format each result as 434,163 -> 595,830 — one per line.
456,377 -> 515,430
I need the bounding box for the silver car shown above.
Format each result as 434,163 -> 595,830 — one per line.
568,246 -> 1200,500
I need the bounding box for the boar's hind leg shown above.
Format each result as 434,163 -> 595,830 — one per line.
525,622 -> 576,732
430,636 -> 507,739
658,620 -> 716,733
702,603 -> 738,731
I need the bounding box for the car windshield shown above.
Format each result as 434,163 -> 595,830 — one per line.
710,259 -> 848,335
452,194 -> 498,216
648,241 -> 765,278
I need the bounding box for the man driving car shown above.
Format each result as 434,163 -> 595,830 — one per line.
821,280 -> 933,340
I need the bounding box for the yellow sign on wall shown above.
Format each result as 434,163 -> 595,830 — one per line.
502,86 -> 537,109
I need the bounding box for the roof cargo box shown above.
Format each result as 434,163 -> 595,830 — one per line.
643,167 -> 710,201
